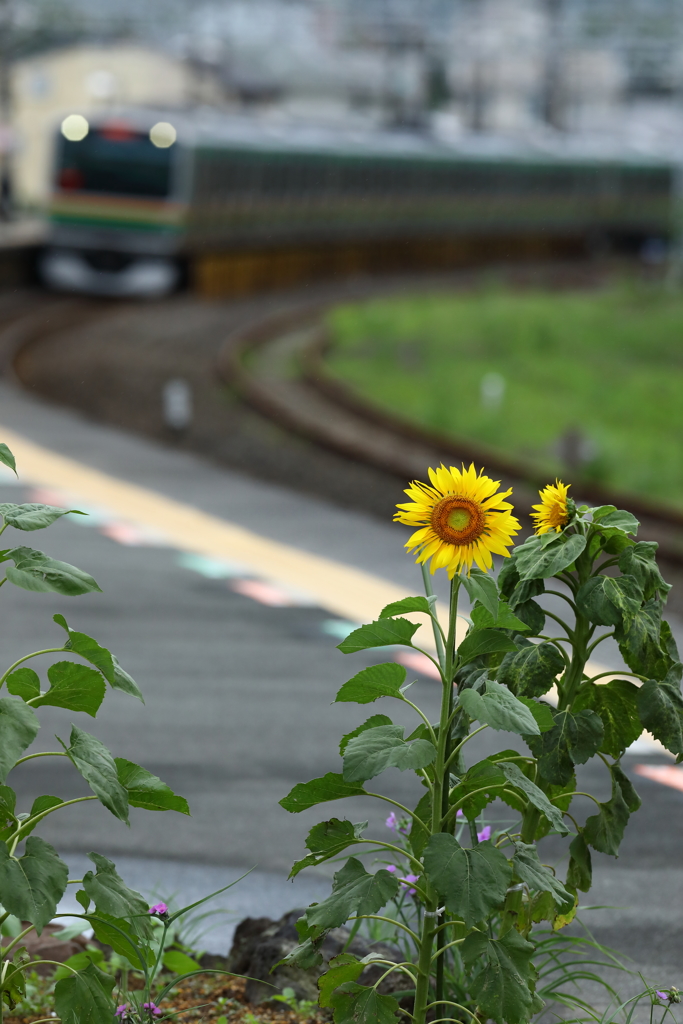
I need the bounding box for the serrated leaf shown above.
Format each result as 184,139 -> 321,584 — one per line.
0,698 -> 39,783
82,853 -> 151,935
516,697 -> 555,732
511,598 -> 546,634
408,791 -> 432,856
471,603 -> 531,633
459,680 -> 540,735
5,546 -> 101,595
305,858 -> 398,935
339,715 -> 392,756
379,596 -> 431,618
33,661 -> 105,717
88,913 -> 152,969
498,642 -> 565,698
451,758 -> 506,820
566,833 -> 592,892
583,765 -> 640,856
13,795 -> 64,842
573,680 -> 642,757
616,599 -> 671,680
0,444 -> 16,475
526,708 -> 604,785
335,663 -> 406,705
458,628 -> 518,666
337,618 -> 419,653
114,758 -> 190,815
423,833 -> 512,927
62,726 -> 129,823
499,762 -> 569,835
577,574 -> 643,627
618,542 -> 671,600
462,569 -> 500,620
461,928 -> 536,1024
342,724 -> 435,783
0,836 -> 68,933
516,533 -> 587,581
6,668 -> 40,701
52,615 -> 143,702
290,818 -> 368,879
592,508 -> 639,535
513,842 -> 574,913
280,772 -> 366,813
329,982 -> 401,1024
637,679 -> 683,758
318,957 -> 365,1007
54,961 -> 115,1024
0,503 -> 85,531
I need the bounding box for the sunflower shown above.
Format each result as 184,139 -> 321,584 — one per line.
394,463 -> 520,575
531,480 -> 570,535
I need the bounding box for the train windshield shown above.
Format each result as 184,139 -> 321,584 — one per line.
56,125 -> 173,198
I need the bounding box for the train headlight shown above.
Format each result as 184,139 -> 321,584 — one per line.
61,114 -> 89,141
150,122 -> 176,148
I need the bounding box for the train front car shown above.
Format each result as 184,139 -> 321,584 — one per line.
41,112 -> 187,297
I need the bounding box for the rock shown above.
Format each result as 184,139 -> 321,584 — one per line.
1,922 -> 88,976
226,909 -> 408,1006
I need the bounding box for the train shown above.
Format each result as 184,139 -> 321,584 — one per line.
40,107 -> 674,298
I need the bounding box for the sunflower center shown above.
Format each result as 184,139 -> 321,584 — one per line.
431,496 -> 486,546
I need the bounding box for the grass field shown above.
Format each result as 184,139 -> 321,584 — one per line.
325,282 -> 683,508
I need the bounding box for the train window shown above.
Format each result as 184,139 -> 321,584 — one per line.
56,127 -> 172,197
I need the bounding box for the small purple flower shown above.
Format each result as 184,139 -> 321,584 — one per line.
115,1007 -> 128,1020
385,812 -> 398,831
477,826 -> 492,843
656,991 -> 669,1002
149,902 -> 168,917
456,809 -> 465,820
385,864 -> 397,873
143,1002 -> 162,1018
401,873 -> 420,896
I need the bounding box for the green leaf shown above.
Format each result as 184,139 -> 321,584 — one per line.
88,913 -> 152,969
618,542 -> 671,600
583,765 -> 640,856
14,795 -> 64,842
516,533 -> 587,581
280,772 -> 366,813
408,791 -> 432,856
577,574 -> 643,627
516,697 -> 555,733
279,919 -> 327,969
0,698 -> 39,783
163,948 -> 201,973
0,503 -> 85,531
462,928 -> 536,1024
499,762 -> 569,835
507,576 -> 545,609
450,759 -> 506,820
566,834 -> 592,892
616,599 -> 671,680
335,663 -> 406,705
337,618 -> 419,653
0,444 -> 16,475
114,758 -> 190,814
0,954 -> 26,1010
53,615 -> 143,702
305,858 -> 398,935
82,853 -> 151,934
342,724 -> 435,783
329,982 -> 400,1024
318,956 -> 366,1007
498,642 -> 565,698
513,842 -> 574,913
526,708 -> 604,785
423,833 -> 512,927
458,628 -> 518,666
5,547 -> 101,595
6,668 -> 40,701
76,889 -> 90,912
32,661 -> 105,717
379,596 -> 431,618
62,725 -> 129,822
573,680 -> 642,757
637,679 -> 683,758
462,568 -> 500,620
0,836 -> 68,933
511,599 -> 546,635
459,680 -> 540,736
592,508 -> 639,535
0,786 -> 17,840
54,961 -> 115,1024
471,603 -> 531,633
339,715 -> 392,756
290,818 -> 368,878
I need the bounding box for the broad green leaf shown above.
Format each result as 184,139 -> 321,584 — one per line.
280,772 -> 366,813
583,765 -> 640,856
462,568 -> 499,620
305,858 -> 398,935
619,542 -> 671,600
342,724 -> 435,783
526,708 -> 604,785
329,982 -> 400,1024
379,596 -> 431,618
5,547 -> 101,596
516,533 -> 587,581
0,698 -> 39,782
53,615 -> 143,702
471,603 -> 530,633
462,928 -> 537,1024
0,955 -> 26,1010
0,503 -> 85,531
592,508 -> 639,535
576,574 -> 642,627
516,697 -> 555,732
450,759 -> 506,820
290,818 -> 368,878
507,576 -> 545,609
82,853 -> 151,935
318,955 -> 365,1007
423,833 -> 512,927
511,598 -> 546,635
114,758 -> 190,815
13,795 -> 64,842
566,833 -> 592,892
0,836 -> 68,933
573,680 -> 642,757
6,668 -> 40,701
279,918 -> 326,969
498,642 -> 565,698
513,842 -> 574,913
0,444 -> 16,475
408,791 -> 432,856
88,913 -> 151,969
0,785 -> 17,841
337,618 -> 419,653
163,949 -> 201,974
458,628 -> 518,666
459,680 -> 540,736
335,663 -> 406,705
637,679 -> 683,758
339,715 -> 392,756
499,762 -> 569,835
62,726 -> 129,823
616,599 -> 671,681
33,661 -> 105,717
54,961 -> 115,1024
